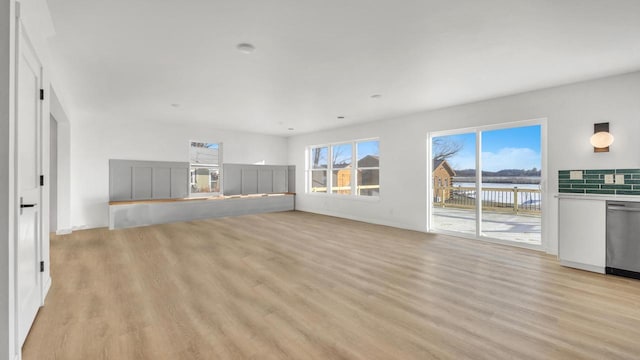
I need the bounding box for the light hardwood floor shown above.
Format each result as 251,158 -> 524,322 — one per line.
23,211 -> 640,359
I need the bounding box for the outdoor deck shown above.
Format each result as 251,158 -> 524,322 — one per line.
432,207 -> 541,245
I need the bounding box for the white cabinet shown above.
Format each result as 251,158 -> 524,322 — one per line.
558,198 -> 606,273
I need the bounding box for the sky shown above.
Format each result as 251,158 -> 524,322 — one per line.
434,125 -> 541,172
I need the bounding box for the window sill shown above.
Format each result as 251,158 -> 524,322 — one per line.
189,192 -> 221,198
304,192 -> 381,202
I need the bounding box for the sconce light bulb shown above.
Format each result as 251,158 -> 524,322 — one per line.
590,131 -> 614,148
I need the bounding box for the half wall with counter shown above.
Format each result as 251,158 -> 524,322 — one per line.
109,194 -> 294,229
108,160 -> 296,229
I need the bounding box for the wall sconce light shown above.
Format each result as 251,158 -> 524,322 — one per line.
590,122 -> 614,153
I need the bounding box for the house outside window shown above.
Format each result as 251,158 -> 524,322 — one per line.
190,141 -> 222,195
307,139 -> 379,197
432,159 -> 456,201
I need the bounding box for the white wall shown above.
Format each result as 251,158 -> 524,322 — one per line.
70,119 -> 289,229
0,1 -> 16,358
288,71 -> 640,255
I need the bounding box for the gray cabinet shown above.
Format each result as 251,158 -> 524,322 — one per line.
132,167 -> 153,200
109,160 -> 190,201
110,165 -> 133,201
241,169 -> 259,194
170,168 -> 189,198
224,164 -> 295,195
152,167 -> 171,198
111,160 -> 295,202
273,169 -> 287,193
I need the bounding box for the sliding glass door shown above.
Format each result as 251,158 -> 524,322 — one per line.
480,126 -> 541,244
431,132 -> 477,236
430,121 -> 543,247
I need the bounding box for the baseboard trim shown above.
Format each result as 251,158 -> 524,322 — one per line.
295,207 -> 427,233
560,260 -> 605,274
55,228 -> 72,235
43,276 -> 52,304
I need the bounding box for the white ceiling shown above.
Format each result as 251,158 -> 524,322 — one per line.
46,0 -> 640,136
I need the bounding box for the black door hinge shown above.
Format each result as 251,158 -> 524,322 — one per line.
40,175 -> 44,186
40,261 -> 44,272
40,89 -> 44,100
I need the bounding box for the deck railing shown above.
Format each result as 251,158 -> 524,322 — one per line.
434,186 -> 541,214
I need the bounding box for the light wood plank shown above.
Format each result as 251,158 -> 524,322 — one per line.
23,211 -> 640,359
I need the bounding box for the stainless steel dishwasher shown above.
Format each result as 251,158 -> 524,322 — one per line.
606,201 -> 640,280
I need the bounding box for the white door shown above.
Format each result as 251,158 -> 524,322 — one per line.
16,22 -> 43,347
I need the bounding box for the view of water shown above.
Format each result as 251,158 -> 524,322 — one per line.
453,182 -> 540,190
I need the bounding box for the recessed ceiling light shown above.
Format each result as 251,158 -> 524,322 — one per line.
337,116 -> 345,119
288,128 -> 295,131
370,94 -> 382,99
236,43 -> 256,54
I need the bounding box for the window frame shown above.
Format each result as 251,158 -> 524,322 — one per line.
330,141 -> 354,195
306,138 -> 380,198
189,141 -> 223,197
308,145 -> 329,193
355,140 -> 380,197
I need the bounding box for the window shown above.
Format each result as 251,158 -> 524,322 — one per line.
307,139 -> 379,197
332,143 -> 352,195
356,140 -> 380,196
309,146 -> 328,193
190,141 -> 222,195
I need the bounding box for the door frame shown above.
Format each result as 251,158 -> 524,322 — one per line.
427,118 -> 548,251
49,115 -> 57,234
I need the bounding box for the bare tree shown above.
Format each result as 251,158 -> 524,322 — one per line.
312,147 -> 325,168
432,138 -> 463,162
332,146 -> 350,167
191,142 -> 218,149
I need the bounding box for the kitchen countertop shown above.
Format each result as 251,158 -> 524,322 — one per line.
556,193 -> 640,202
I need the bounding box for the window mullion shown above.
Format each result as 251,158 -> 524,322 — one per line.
328,145 -> 333,193
476,131 -> 482,238
353,142 -> 357,196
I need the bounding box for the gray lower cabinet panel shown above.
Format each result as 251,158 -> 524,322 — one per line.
223,164 -> 294,195
109,195 -> 294,230
241,169 -> 259,194
171,168 -> 189,198
110,166 -> 133,201
258,170 -> 273,194
133,167 -> 153,200
273,169 -> 287,193
110,159 -> 190,201
152,167 -> 172,198
288,165 -> 296,193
